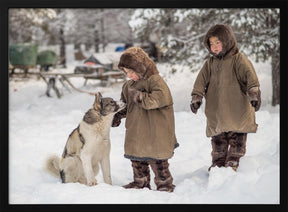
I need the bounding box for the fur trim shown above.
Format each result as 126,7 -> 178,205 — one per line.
118,47 -> 159,79
204,24 -> 239,57
247,87 -> 260,101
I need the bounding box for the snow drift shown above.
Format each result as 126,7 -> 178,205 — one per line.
9,57 -> 279,204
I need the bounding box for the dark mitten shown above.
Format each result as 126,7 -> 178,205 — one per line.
247,87 -> 261,112
190,95 -> 203,114
112,107 -> 127,127
112,113 -> 122,127
128,87 -> 142,104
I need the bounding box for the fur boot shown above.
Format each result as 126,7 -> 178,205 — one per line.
225,133 -> 247,171
208,133 -> 229,171
123,160 -> 151,189
149,160 -> 175,192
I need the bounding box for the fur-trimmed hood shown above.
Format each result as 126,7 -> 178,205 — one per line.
118,47 -> 159,79
204,24 -> 239,57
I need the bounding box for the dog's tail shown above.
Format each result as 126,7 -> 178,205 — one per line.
45,155 -> 61,178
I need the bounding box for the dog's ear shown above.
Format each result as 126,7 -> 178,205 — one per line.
96,92 -> 102,98
93,92 -> 102,111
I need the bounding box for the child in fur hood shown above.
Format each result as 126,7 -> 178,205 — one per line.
112,47 -> 178,192
190,24 -> 261,171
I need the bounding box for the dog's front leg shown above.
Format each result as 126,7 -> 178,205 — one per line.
81,154 -> 97,186
100,154 -> 112,185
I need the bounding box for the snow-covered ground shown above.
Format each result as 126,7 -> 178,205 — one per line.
9,55 -> 279,204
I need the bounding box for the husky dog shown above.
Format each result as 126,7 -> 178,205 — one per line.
45,92 -> 125,186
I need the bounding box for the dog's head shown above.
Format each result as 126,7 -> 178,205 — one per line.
93,92 -> 126,116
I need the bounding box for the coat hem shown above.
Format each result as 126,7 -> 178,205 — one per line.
206,129 -> 257,138
124,143 -> 179,161
124,154 -> 172,161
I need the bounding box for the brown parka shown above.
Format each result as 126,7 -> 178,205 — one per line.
192,24 -> 260,137
117,47 -> 178,161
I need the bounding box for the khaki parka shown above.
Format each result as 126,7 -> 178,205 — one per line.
117,47 -> 178,161
192,25 -> 260,137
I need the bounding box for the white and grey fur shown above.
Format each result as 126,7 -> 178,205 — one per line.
45,92 -> 125,186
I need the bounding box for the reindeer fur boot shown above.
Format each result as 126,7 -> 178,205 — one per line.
209,132 -> 247,171
123,160 -> 151,189
225,133 -> 247,171
149,160 -> 175,192
208,133 -> 229,171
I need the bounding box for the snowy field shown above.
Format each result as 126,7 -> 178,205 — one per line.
9,55 -> 279,204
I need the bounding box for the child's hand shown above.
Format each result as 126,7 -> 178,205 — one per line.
250,100 -> 261,111
112,107 -> 127,127
190,95 -> 203,114
112,112 -> 122,127
247,87 -> 261,112
128,87 -> 142,104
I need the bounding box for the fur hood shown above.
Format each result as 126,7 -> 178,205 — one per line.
204,24 -> 239,57
118,47 -> 159,79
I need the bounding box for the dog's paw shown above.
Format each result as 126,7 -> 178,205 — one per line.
106,179 -> 112,185
87,179 -> 98,186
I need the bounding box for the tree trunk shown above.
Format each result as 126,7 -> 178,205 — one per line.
60,28 -> 66,68
94,29 -> 99,53
271,51 -> 280,106
100,17 -> 105,52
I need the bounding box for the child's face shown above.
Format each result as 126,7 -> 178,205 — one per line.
209,36 -> 223,55
123,68 -> 140,81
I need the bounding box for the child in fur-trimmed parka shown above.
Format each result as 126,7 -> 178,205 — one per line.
112,47 -> 178,192
190,24 -> 261,171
